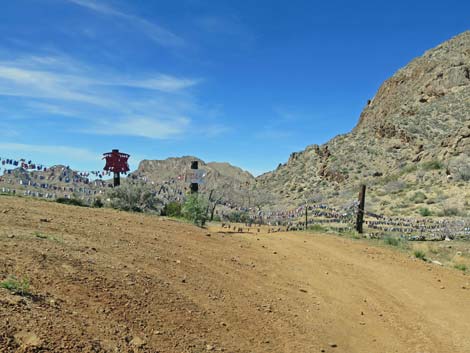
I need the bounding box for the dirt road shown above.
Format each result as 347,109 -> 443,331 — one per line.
1,196 -> 469,352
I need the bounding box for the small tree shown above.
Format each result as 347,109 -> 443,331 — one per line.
161,201 -> 182,217
182,194 -> 208,227
108,184 -> 161,213
207,189 -> 225,221
92,198 -> 104,208
227,211 -> 250,223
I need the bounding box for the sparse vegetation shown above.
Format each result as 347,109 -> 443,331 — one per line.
421,160 -> 443,171
108,184 -> 161,213
410,191 -> 427,203
401,164 -> 418,174
437,207 -> 462,217
1,275 -> 31,296
340,229 -> 361,239
308,224 -> 328,233
419,207 -> 432,217
384,180 -> 407,194
454,264 -> 467,272
92,198 -> 104,208
34,231 -> 62,243
449,155 -> 470,181
226,211 -> 250,224
56,197 -> 87,207
414,250 -> 427,261
384,236 -> 400,246
182,194 -> 208,227
161,201 -> 182,217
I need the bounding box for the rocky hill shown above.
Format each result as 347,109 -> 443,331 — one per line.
0,165 -> 110,201
256,31 -> 470,217
130,157 -> 259,207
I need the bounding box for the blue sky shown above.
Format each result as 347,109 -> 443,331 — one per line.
0,0 -> 468,176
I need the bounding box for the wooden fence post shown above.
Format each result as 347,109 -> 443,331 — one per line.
305,204 -> 308,230
356,184 -> 366,233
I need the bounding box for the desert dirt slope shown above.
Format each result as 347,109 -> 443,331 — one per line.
1,197 -> 470,352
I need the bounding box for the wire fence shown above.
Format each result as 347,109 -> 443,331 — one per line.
1,155 -> 469,241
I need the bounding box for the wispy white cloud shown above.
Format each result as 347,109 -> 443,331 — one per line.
0,65 -> 110,106
0,125 -> 19,138
121,75 -> 200,93
26,101 -> 79,117
0,57 -> 199,105
66,0 -> 185,48
0,53 -> 216,139
88,117 -> 191,139
66,0 -> 120,15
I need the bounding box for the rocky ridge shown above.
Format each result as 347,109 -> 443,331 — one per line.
131,157 -> 259,207
256,31 -> 470,217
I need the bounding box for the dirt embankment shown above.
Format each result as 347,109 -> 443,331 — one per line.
1,196 -> 469,353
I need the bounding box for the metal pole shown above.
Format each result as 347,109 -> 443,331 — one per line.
113,172 -> 120,187
113,149 -> 120,187
356,184 -> 366,233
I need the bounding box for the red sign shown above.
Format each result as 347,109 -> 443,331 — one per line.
103,149 -> 130,173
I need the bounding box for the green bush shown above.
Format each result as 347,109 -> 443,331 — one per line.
401,164 -> 418,174
182,194 -> 208,227
384,236 -> 400,246
449,156 -> 470,181
438,207 -> 462,217
308,224 -> 327,232
161,201 -> 182,217
56,197 -> 87,207
421,160 -> 443,171
227,211 -> 250,224
1,276 -> 30,296
414,250 -> 426,261
454,264 -> 467,272
419,207 -> 432,217
108,184 -> 160,213
92,198 -> 104,208
410,191 -> 427,204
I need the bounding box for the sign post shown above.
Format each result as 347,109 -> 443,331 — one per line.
103,149 -> 130,187
190,161 -> 199,194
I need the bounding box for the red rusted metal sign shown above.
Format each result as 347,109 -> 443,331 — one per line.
103,149 -> 130,173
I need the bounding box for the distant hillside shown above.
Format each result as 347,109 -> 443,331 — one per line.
0,165 -> 109,201
130,157 -> 261,207
256,31 -> 470,217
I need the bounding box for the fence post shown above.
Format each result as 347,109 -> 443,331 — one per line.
356,184 -> 366,233
305,203 -> 308,230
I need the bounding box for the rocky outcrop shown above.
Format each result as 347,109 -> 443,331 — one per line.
131,157 -> 257,206
257,31 -> 470,215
